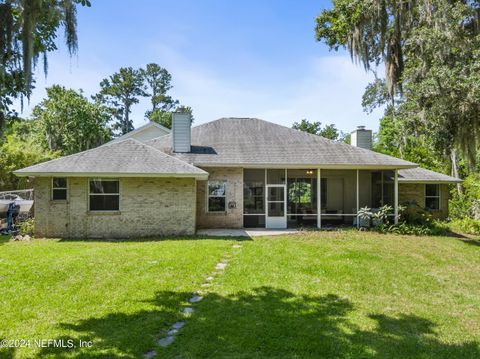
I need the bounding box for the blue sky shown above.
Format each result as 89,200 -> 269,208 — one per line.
16,0 -> 383,132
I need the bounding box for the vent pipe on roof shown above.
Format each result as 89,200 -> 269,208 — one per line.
172,112 -> 191,153
350,125 -> 372,150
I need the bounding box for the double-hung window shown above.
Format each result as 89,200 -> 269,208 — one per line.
52,177 -> 68,200
425,184 -> 440,210
89,179 -> 120,211
207,181 -> 226,212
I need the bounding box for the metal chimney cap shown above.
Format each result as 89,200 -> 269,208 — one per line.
356,125 -> 366,130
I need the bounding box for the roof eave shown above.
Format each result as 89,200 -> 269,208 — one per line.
398,179 -> 462,184
13,171 -> 208,180
195,163 -> 417,170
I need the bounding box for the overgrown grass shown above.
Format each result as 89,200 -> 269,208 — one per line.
1,232 -> 480,358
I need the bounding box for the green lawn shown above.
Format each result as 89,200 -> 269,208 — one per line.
1,232 -> 480,358
0,237 -> 232,358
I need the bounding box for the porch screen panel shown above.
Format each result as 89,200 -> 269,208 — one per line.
243,169 -> 266,228
320,169 -> 357,226
286,169 -> 317,228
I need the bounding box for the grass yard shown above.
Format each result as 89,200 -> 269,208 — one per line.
1,232 -> 480,358
0,237 -> 232,358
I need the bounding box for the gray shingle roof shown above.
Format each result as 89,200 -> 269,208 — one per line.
14,139 -> 208,179
148,118 -> 417,168
398,167 -> 462,183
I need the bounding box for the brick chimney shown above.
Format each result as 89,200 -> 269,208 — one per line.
350,125 -> 372,150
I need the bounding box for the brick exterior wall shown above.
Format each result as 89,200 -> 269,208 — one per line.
399,183 -> 450,219
196,167 -> 243,228
33,177 -> 197,238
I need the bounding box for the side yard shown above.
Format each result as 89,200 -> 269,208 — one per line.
1,232 -> 479,358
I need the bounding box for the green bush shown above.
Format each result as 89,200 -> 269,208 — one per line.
449,218 -> 480,235
398,201 -> 433,226
374,221 -> 449,236
18,218 -> 35,236
450,173 -> 480,219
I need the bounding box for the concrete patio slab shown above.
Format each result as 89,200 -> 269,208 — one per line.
197,228 -> 299,237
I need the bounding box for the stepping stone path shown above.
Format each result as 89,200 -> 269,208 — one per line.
158,336 -> 175,347
215,262 -> 227,270
144,244 -> 244,358
144,350 -> 157,359
171,321 -> 185,330
189,295 -> 203,303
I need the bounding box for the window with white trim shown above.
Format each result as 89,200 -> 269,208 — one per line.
425,184 -> 440,210
89,179 -> 120,211
52,177 -> 67,200
207,181 -> 226,212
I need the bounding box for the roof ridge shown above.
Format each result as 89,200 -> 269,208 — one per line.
130,138 -> 207,174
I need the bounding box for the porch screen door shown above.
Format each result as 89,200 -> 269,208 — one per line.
266,184 -> 287,229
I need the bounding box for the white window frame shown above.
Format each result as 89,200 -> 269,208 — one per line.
51,177 -> 68,201
425,183 -> 441,210
207,180 -> 227,213
88,178 -> 120,212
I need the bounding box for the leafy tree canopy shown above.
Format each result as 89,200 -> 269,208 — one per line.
317,0 -> 480,167
0,0 -> 90,134
32,85 -> 112,155
95,67 -> 147,135
292,119 -> 344,141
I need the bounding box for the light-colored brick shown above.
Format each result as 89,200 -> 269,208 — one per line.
33,177 -> 196,238
399,183 -> 450,219
196,167 -> 243,229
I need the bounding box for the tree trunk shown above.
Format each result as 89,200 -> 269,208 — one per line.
450,148 -> 462,195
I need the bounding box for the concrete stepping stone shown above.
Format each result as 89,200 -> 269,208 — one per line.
206,276 -> 214,281
144,350 -> 157,359
189,295 -> 203,303
171,321 -> 185,330
183,307 -> 194,314
167,328 -> 178,335
232,244 -> 242,248
215,262 -> 227,270
200,283 -> 211,287
158,336 -> 174,347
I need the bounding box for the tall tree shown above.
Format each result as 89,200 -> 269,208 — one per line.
0,0 -> 90,135
95,67 -> 147,135
141,63 -> 178,124
316,0 -> 480,167
32,85 -> 112,155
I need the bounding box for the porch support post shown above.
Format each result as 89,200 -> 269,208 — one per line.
317,168 -> 321,229
356,169 -> 359,228
394,169 -> 399,224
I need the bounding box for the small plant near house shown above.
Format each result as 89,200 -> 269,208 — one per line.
357,206 -> 372,228
372,205 -> 393,227
18,218 -> 35,237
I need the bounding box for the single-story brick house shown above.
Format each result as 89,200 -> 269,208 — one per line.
15,114 -> 461,238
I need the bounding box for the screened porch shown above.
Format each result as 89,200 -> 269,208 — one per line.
243,168 -> 398,229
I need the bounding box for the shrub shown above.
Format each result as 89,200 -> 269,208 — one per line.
449,217 -> 480,235
18,218 -> 35,236
374,221 -> 448,236
357,206 -> 372,228
398,201 -> 433,226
